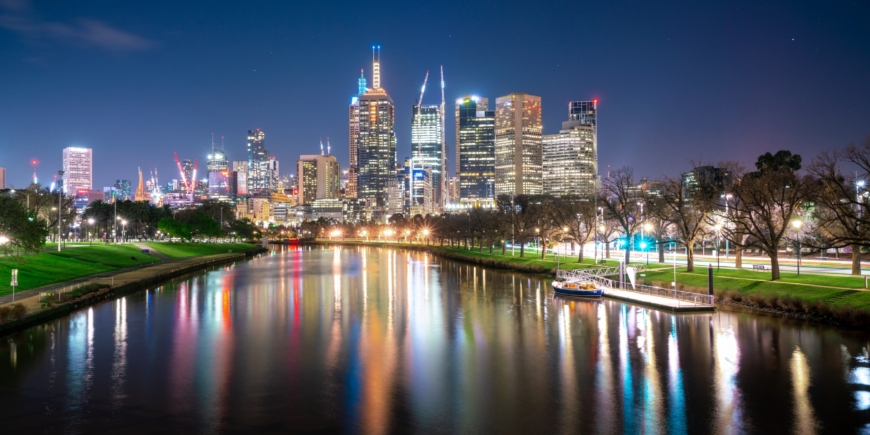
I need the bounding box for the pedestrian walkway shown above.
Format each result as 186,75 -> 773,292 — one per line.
603,287 -> 716,312
133,242 -> 169,260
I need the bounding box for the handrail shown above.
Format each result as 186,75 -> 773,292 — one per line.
609,281 -> 715,306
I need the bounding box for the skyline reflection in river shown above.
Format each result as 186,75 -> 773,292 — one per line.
1,246 -> 869,433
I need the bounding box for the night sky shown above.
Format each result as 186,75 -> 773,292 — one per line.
1,0 -> 868,189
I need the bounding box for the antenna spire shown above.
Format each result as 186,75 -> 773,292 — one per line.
327,137 -> 331,155
372,45 -> 381,89
211,133 -> 215,152
320,137 -> 324,155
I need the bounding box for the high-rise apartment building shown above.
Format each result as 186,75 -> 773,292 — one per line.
569,101 -> 597,128
268,157 -> 279,190
355,48 -> 396,221
456,96 -> 496,206
62,147 -> 92,194
113,179 -> 131,200
347,70 -> 366,199
296,154 -> 340,205
411,104 -> 444,208
207,148 -> 230,198
543,121 -> 596,197
0,167 -> 6,189
408,160 -> 434,216
247,129 -> 270,193
494,93 -> 542,196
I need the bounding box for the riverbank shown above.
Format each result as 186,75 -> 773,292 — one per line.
0,244 -> 267,336
314,240 -> 870,328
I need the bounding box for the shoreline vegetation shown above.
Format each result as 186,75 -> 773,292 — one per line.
312,240 -> 870,328
0,243 -> 265,335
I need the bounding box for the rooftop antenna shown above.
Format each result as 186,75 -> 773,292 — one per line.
372,45 -> 381,89
320,137 -> 324,156
211,133 -> 215,152
440,65 -> 447,210
221,135 -> 225,150
358,69 -> 367,95
30,159 -> 38,184
327,137 -> 331,155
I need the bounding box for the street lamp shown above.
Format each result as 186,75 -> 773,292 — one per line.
792,219 -> 803,277
121,219 -> 127,242
87,218 -> 94,246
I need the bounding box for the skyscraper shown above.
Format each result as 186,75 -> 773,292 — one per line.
347,70 -> 366,199
543,122 -> 596,197
114,179 -> 131,200
181,159 -> 194,190
62,147 -> 92,194
456,96 -> 495,206
207,147 -> 230,198
411,104 -> 444,208
296,154 -> 340,205
0,167 -> 5,189
356,47 -> 396,221
268,157 -> 279,191
494,93 -> 542,196
569,100 -> 597,128
246,129 -> 269,193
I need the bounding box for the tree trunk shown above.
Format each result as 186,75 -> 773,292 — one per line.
686,239 -> 696,272
578,246 -> 584,263
489,242 -> 493,254
769,249 -> 781,280
735,235 -> 743,268
658,243 -> 665,263
541,238 -> 547,259
624,241 -> 630,265
852,244 -> 862,275
479,238 -> 483,252
520,243 -> 525,257
502,240 -> 506,255
605,241 -> 611,259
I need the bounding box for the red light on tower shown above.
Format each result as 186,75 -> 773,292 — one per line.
593,98 -> 598,104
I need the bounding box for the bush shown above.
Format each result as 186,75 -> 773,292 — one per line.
9,304 -> 26,321
0,306 -> 10,323
65,283 -> 111,300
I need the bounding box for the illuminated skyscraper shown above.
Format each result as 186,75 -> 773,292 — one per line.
543,122 -> 596,197
207,147 -> 230,199
347,70 -> 366,199
113,179 -> 131,200
411,104 -> 443,207
356,46 -> 396,221
62,147 -> 92,194
494,93 -> 542,196
569,100 -> 597,128
456,96 -> 495,206
181,159 -> 194,188
246,129 -> 269,193
296,154 -> 340,205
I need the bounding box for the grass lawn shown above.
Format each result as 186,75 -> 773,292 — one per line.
641,268 -> 870,310
146,242 -> 258,258
0,244 -> 161,296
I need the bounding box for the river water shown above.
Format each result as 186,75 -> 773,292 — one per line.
1,246 -> 869,434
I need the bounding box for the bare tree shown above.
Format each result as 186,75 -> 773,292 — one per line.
547,196 -> 596,262
725,151 -> 817,280
600,167 -> 644,265
807,135 -> 870,274
658,174 -> 715,272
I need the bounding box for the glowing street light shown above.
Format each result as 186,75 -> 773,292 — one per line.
0,235 -> 9,245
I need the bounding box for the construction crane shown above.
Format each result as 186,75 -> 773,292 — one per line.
174,152 -> 192,193
415,70 -> 429,155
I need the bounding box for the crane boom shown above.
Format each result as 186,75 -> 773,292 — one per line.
174,152 -> 191,193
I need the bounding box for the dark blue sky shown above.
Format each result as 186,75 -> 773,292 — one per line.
1,0 -> 868,189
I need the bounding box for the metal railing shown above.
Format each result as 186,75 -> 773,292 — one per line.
609,281 -> 715,307
556,265 -> 647,281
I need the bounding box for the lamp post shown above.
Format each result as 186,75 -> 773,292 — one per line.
87,218 -> 94,246
57,170 -> 64,251
792,219 -> 802,277
121,220 -> 127,243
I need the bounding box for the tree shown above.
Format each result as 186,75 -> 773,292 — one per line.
658,174 -> 715,272
807,135 -> 870,274
547,196 -> 596,262
158,217 -> 191,241
600,167 -> 644,265
0,195 -> 49,256
725,151 -> 817,280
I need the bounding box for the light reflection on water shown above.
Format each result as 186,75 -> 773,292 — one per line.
0,245 -> 868,433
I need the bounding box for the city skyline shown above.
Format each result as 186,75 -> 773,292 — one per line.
1,1 -> 868,189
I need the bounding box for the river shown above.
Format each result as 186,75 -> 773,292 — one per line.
1,246 -> 869,433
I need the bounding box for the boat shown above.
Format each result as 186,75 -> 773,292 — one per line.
552,279 -> 604,298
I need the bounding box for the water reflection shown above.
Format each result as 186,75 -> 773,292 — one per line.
0,246 -> 868,433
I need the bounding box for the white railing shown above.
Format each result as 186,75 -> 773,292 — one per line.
556,265 -> 647,281
611,282 -> 715,306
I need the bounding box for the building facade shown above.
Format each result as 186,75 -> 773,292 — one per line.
411,104 -> 444,209
246,129 -> 270,193
347,69 -> 366,199
356,88 -> 395,220
62,147 -> 92,194
494,93 -> 542,196
296,154 -> 340,205
456,96 -> 496,206
543,121 -> 596,197
207,148 -> 230,199
0,167 -> 5,189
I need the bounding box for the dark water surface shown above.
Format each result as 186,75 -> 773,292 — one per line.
2,246 -> 870,434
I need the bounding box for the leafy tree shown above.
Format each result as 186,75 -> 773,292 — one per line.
0,195 -> 49,256
158,217 -> 191,241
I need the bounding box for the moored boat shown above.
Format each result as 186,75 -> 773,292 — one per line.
552,279 -> 604,298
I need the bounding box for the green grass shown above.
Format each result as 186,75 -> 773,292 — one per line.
0,244 -> 161,296
641,268 -> 870,310
146,242 -> 258,258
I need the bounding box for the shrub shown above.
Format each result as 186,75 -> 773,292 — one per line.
0,306 -> 10,323
65,283 -> 111,301
9,303 -> 26,321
